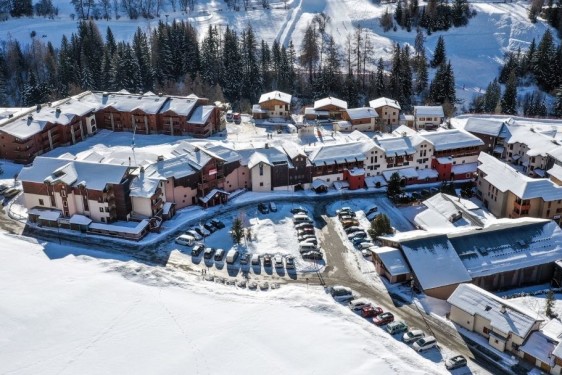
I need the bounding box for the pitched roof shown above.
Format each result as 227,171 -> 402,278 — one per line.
464,118 -> 507,137
369,97 -> 401,110
259,91 -> 292,104
478,152 -> 562,201
421,129 -> 483,151
448,283 -> 541,338
548,164 -> 562,182
314,96 -> 348,110
414,105 -> 444,117
373,246 -> 411,276
307,142 -> 366,165
374,135 -> 417,156
158,96 -> 198,116
346,107 -> 378,120
18,157 -> 130,191
188,105 -> 214,124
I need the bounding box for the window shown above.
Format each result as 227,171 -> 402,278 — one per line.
61,190 -> 66,197
260,182 -> 264,187
39,199 -> 44,205
101,217 -> 105,222
483,327 -> 490,334
259,164 -> 264,176
63,201 -> 68,208
99,207 -> 104,213
105,207 -> 109,212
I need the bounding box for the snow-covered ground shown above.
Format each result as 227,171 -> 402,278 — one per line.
0,0 -> 556,100
0,232 -> 453,375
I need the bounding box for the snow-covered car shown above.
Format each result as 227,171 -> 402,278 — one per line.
214,248 -> 225,261
193,227 -> 210,237
445,355 -> 467,370
263,254 -> 272,267
297,228 -> 315,236
329,286 -> 354,302
0,184 -> 8,194
336,207 -> 353,215
269,202 -> 277,212
344,226 -> 362,234
297,235 -> 317,243
402,329 -> 425,344
274,255 -> 284,268
203,223 -> 217,233
301,237 -> 318,246
258,202 -> 269,214
210,219 -> 225,229
251,254 -> 261,265
2,187 -> 20,198
191,244 -> 204,257
348,298 -> 371,312
203,247 -> 215,259
301,251 -> 323,260
295,222 -> 314,230
372,312 -> 394,326
226,250 -> 239,264
348,231 -> 367,241
175,234 -> 196,246
240,253 -> 250,265
285,256 -> 295,269
186,230 -> 203,241
365,205 -> 378,216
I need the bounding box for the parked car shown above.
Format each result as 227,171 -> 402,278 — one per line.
297,234 -> 317,242
210,219 -> 225,229
336,207 -> 353,215
2,187 -> 20,198
361,249 -> 373,259
445,355 -> 467,370
301,251 -> 323,260
0,184 -> 8,194
291,207 -> 308,215
226,250 -> 239,264
301,237 -> 318,246
299,242 -> 318,253
297,228 -> 315,236
233,112 -> 241,124
372,312 -> 394,326
285,256 -> 295,269
386,321 -> 408,334
413,336 -> 437,352
358,241 -> 374,250
203,222 -> 216,233
295,222 -> 314,230
251,254 -> 261,265
348,231 -> 367,241
193,227 -> 210,237
240,253 -> 250,265
225,110 -> 234,122
175,234 -> 196,246
344,226 -> 363,234
274,254 -> 284,268
258,202 -> 269,214
365,205 -> 378,216
191,244 -> 204,257
402,329 -> 425,344
293,214 -> 312,224
263,254 -> 272,267
269,202 -> 277,212
214,248 -> 225,261
349,298 -> 371,312
340,219 -> 360,228
186,230 -> 202,241
361,305 -> 383,318
203,247 -> 215,259
329,285 -> 354,302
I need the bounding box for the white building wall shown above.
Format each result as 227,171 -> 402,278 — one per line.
251,164 -> 272,192
88,199 -> 110,222
131,196 -> 153,217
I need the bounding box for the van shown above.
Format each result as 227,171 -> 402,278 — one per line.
175,234 -> 195,246
226,110 -> 233,122
386,321 -> 408,334
226,249 -> 239,264
413,336 -> 437,352
299,242 -> 318,253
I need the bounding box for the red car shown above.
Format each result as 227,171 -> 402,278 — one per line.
372,312 -> 394,326
361,305 -> 383,318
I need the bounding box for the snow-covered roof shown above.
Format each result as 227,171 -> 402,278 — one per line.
369,97 -> 401,110
188,105 -> 214,125
69,214 -> 92,225
18,157 -> 130,191
373,246 -> 411,276
28,208 -> 61,221
129,174 -> 161,198
304,107 -> 329,116
398,233 -> 472,290
448,283 -> 541,338
83,92 -> 167,114
449,219 -> 562,278
548,164 -> 562,182
374,135 -> 416,156
520,331 -> 557,366
382,167 -> 419,181
506,125 -> 561,157
314,97 -> 348,110
464,118 -> 506,136
159,97 -> 198,116
0,107 -> 77,139
414,105 -> 444,117
282,142 -> 307,160
346,107 -> 378,120
420,129 -> 483,151
478,152 -> 562,201
199,189 -> 229,204
312,179 -> 329,189
392,125 -> 417,137
246,146 -> 288,169
347,168 -> 365,176
259,91 -> 292,104
451,162 -> 478,175
89,219 -> 150,235
142,154 -> 197,180
307,142 -> 366,165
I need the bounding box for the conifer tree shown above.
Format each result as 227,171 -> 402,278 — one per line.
430,36 -> 446,68
501,71 -> 518,115
221,27 -> 243,101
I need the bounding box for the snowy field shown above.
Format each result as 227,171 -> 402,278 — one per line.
0,232 -> 453,375
0,0 -> 556,100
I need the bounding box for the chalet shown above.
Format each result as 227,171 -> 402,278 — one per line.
253,91 -> 292,120
413,105 -> 444,130
477,152 -> 562,223
338,107 -> 378,132
369,97 -> 401,130
463,117 -> 509,155
239,144 -> 292,192
448,283 -> 542,355
307,142 -> 366,188
158,95 -> 200,136
313,97 -> 348,119
424,129 -> 483,181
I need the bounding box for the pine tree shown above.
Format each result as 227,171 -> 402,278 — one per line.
110,43 -> 141,93
342,72 -> 358,108
132,27 -> 154,92
483,79 -> 501,113
260,40 -> 272,91
368,213 -> 393,238
374,58 -> 386,97
554,85 -> 562,118
300,23 -> 319,82
532,30 -> 557,91
428,60 -> 455,104
414,49 -> 428,96
545,290 -> 555,318
414,28 -> 425,56
221,27 -> 243,102
501,71 -> 518,115
399,45 -> 413,106
430,36 -> 446,68
387,172 -> 402,197
10,0 -> 33,16
200,25 -> 221,86
231,217 -> 244,244
241,26 -> 262,103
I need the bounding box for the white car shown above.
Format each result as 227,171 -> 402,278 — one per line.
329,286 -> 354,302
402,329 -> 425,344
185,230 -> 202,241
413,336 -> 437,352
348,298 -> 371,311
175,234 -> 195,246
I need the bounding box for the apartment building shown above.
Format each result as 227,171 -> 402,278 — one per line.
252,91 -> 292,120
369,97 -> 401,129
413,106 -> 445,130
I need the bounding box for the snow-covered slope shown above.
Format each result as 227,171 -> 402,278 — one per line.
0,233 -> 448,374
0,0 -> 555,98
